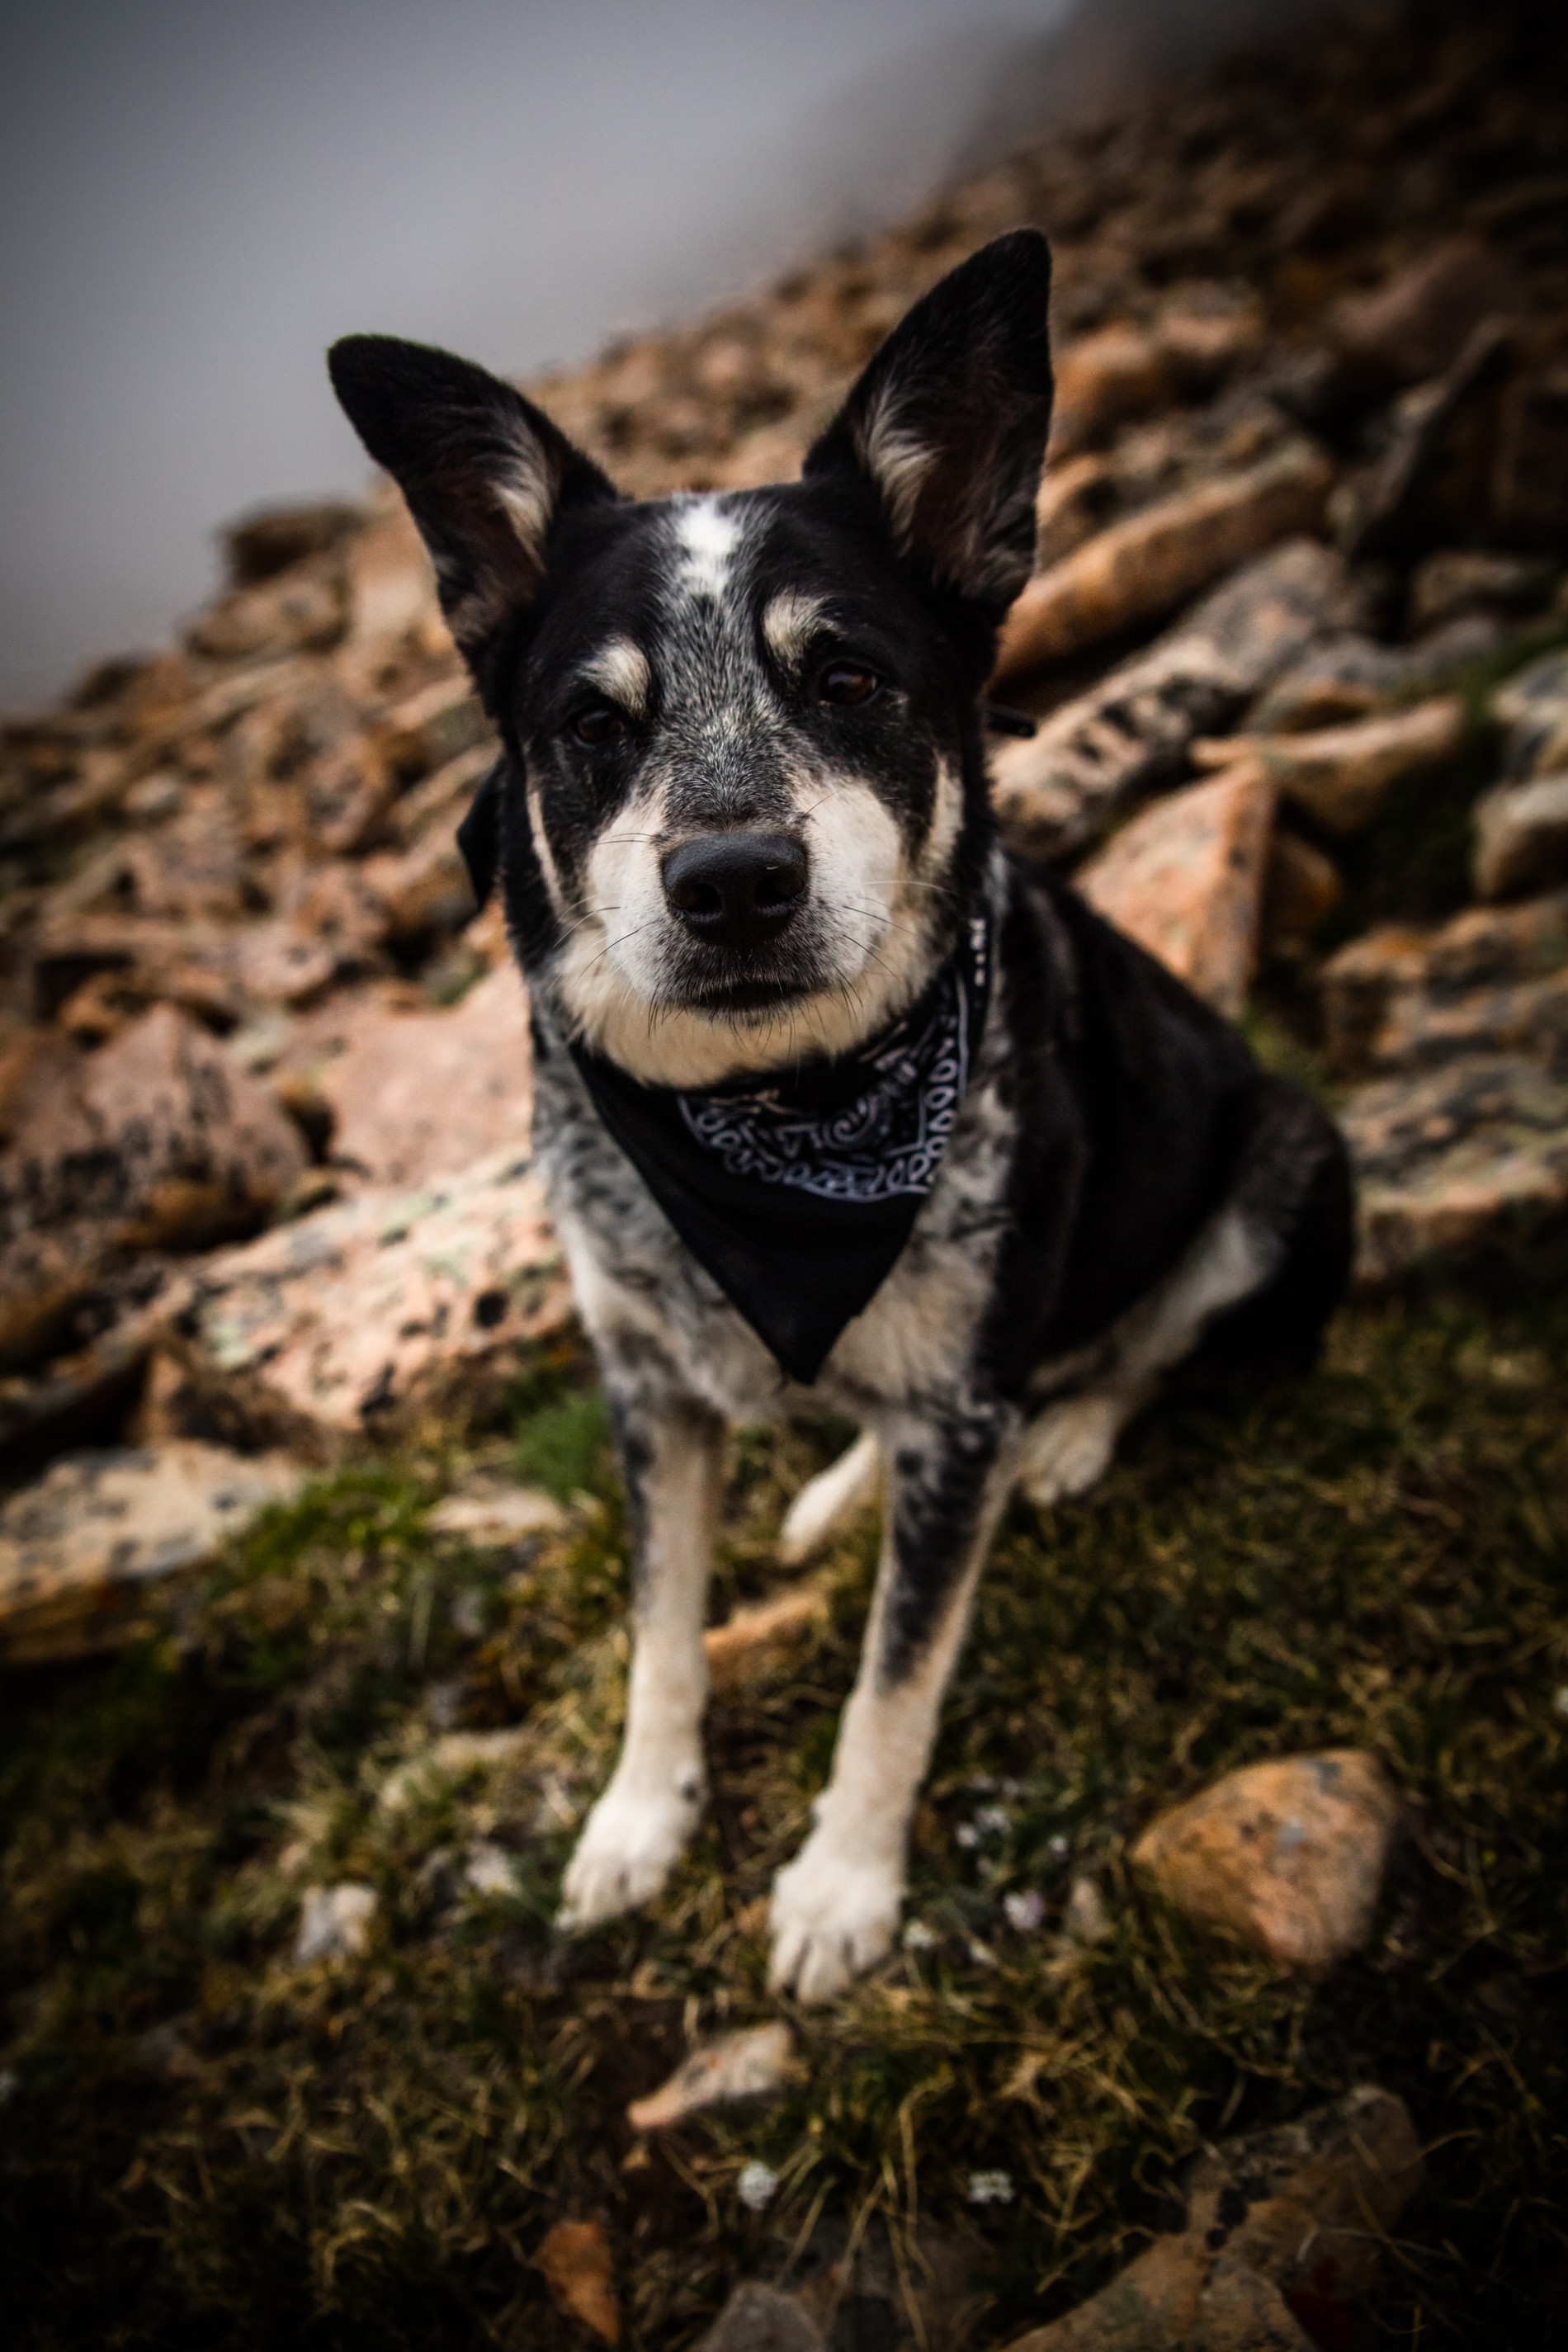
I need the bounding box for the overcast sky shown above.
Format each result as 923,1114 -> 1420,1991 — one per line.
0,0 -> 1327,706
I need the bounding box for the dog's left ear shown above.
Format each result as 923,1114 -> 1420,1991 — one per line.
328,333 -> 619,692
804,229 -> 1052,618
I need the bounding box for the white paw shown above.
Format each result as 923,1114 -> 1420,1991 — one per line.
778,1431 -> 881,1567
1019,1392 -> 1123,1509
767,1827 -> 902,2005
557,1764 -> 704,1930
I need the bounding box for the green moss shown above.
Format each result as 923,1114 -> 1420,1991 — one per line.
3,1288 -> 1567,2348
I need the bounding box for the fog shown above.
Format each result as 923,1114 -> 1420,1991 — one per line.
0,0 -> 1332,707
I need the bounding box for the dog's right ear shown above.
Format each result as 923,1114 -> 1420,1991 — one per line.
328,335 -> 619,687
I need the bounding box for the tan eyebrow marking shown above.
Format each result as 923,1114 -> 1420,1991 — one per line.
761,588 -> 831,670
576,635 -> 653,716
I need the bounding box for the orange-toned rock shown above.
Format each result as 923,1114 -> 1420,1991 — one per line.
537,2217 -> 621,2346
1131,1750 -> 1400,1967
1261,829 -> 1342,949
626,2023 -> 797,2132
995,445 -> 1332,679
1193,697 -> 1465,836
1075,765 -> 1275,1018
1329,235 -> 1525,389
150,1145 -> 571,1457
308,962 -> 532,1188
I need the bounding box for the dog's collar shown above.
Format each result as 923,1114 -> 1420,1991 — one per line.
569,911 -> 993,1384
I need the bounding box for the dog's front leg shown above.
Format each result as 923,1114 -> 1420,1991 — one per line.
559,1390 -> 725,1930
768,1398 -> 1019,2003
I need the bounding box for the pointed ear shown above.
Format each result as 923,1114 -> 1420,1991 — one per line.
803,230 -> 1053,617
328,334 -> 619,679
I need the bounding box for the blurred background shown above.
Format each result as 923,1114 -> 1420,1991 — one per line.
0,0 -> 1334,706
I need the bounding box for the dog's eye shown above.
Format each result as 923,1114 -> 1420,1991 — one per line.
817,664 -> 882,708
569,703 -> 626,748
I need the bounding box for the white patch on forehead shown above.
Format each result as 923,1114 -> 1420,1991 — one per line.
762,590 -> 830,670
672,497 -> 744,598
579,636 -> 653,716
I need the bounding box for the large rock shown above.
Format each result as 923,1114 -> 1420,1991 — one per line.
1492,648 -> 1568,783
1130,1750 -> 1401,1967
994,445 -> 1333,678
1075,764 -> 1275,1017
276,962 -> 533,1188
0,1439 -> 305,1665
989,540 -> 1355,863
1319,891 -> 1568,1075
998,2086 -> 1424,2352
1472,771 -> 1568,902
1344,1056 -> 1568,1285
0,1008 -> 306,1371
149,1145 -> 572,1457
1329,236 -> 1525,390
1193,697 -> 1464,837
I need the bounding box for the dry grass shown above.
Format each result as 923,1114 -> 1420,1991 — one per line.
4,1284 -> 1567,2349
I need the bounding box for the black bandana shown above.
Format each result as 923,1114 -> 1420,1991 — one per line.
570,913 -> 993,1384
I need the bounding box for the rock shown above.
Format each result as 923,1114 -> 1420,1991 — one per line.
1033,452 -> 1116,570
1492,648 -> 1568,782
222,499 -> 362,588
0,1438 -> 304,1665
995,444 -> 1334,678
537,2218 -> 621,2346
1048,325 -> 1174,459
1408,550 -> 1556,635
1329,236 -> 1525,390
185,562 -> 347,664
990,540 -> 1354,863
0,1008 -> 307,1372
1334,317 -> 1514,560
1075,764 -> 1275,1018
1061,1875 -> 1111,1950
1261,830 -> 1342,950
703,1583 -> 831,1689
375,673 -> 492,784
295,1882 -> 377,1963
1473,772 -> 1568,902
1319,892 -> 1568,1074
149,1145 -> 572,1458
999,2085 -> 1423,2352
1129,1750 -> 1401,1967
295,962 -> 533,1187
697,2283 -> 824,2352
626,2023 -> 797,2132
426,1479 -> 566,1544
1193,697 -> 1465,836
1344,1056 -> 1568,1285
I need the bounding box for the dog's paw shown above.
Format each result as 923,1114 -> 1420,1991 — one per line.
778,1431 -> 881,1567
1019,1392 -> 1123,1509
767,1829 -> 902,2005
557,1765 -> 704,1931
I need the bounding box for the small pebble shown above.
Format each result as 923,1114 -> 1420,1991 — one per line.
967,2169 -> 1016,2206
902,1918 -> 937,1952
736,2159 -> 780,2212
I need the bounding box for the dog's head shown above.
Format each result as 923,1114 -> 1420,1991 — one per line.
329,232 -> 1052,1084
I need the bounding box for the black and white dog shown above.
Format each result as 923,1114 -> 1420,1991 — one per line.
329,232 -> 1350,2004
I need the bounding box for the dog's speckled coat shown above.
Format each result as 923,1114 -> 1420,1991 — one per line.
330,233 -> 1351,2001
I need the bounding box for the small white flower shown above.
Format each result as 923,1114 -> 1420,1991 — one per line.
1047,1833 -> 1070,1860
1004,1888 -> 1045,1933
902,1918 -> 937,1952
955,1822 -> 980,1849
967,2168 -> 1015,2206
974,1804 -> 1011,1837
736,2159 -> 780,2212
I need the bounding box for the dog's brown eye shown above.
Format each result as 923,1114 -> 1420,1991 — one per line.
818,664 -> 881,708
570,703 -> 626,747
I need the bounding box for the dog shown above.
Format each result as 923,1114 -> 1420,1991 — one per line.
328,230 -> 1351,2005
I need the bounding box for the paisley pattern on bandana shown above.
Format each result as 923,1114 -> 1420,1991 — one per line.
676,914 -> 989,1202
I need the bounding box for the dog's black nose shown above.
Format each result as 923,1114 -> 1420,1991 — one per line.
662,830 -> 808,950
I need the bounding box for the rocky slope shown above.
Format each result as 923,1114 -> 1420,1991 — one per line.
0,0 -> 1565,1570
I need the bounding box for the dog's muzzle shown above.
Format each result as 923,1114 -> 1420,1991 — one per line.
661,830 -> 808,954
